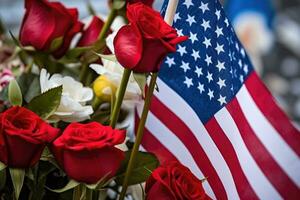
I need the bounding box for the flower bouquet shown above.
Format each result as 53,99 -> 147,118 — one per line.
0,0 -> 210,199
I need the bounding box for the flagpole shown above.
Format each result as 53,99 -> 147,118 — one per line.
118,1 -> 179,199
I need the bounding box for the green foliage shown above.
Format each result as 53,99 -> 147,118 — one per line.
8,79 -> 23,106
48,180 -> 80,193
27,86 -> 62,119
9,168 -> 25,200
133,73 -> 147,98
115,151 -> 159,186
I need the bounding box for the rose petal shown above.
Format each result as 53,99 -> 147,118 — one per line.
114,25 -> 143,69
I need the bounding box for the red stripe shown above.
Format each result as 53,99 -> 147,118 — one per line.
227,98 -> 300,199
205,118 -> 259,200
134,112 -> 177,164
149,96 -> 228,200
245,72 -> 300,156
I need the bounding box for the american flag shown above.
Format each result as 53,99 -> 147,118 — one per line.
135,0 -> 300,199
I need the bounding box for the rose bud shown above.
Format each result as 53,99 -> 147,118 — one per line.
19,0 -> 83,58
113,3 -> 187,73
146,162 -> 211,200
0,106 -> 60,168
51,122 -> 126,184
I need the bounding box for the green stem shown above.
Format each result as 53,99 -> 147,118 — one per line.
92,97 -> 102,112
109,68 -> 131,128
73,185 -> 82,200
79,62 -> 89,83
85,187 -> 93,200
119,73 -> 158,200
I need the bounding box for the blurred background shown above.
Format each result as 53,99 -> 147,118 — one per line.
0,0 -> 299,127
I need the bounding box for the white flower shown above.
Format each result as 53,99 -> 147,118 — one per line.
40,69 -> 93,122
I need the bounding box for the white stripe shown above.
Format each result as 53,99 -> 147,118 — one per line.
154,78 -> 240,200
215,108 -> 282,200
237,85 -> 300,186
136,105 -> 216,199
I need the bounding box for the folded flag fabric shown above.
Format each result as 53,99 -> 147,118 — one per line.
135,0 -> 300,199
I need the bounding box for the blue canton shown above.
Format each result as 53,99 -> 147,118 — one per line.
159,0 -> 254,123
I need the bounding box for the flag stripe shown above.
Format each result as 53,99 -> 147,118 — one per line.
227,98 -> 300,199
237,85 -> 300,186
215,108 -> 283,200
149,95 -> 227,200
134,112 -> 177,163
205,117 -> 259,200
245,73 -> 300,156
154,78 -> 240,200
136,106 -> 216,199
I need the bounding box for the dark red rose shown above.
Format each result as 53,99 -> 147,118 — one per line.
146,162 -> 211,200
113,3 -> 187,73
51,122 -> 126,184
20,0 -> 83,58
0,106 -> 60,168
77,16 -> 106,47
76,16 -> 112,64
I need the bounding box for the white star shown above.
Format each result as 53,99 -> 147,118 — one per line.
207,89 -> 214,100
199,2 -> 209,13
165,57 -> 175,67
215,9 -> 221,20
241,49 -> 246,57
180,61 -> 190,72
216,61 -> 225,72
197,82 -> 205,94
176,28 -> 184,36
240,75 -> 244,83
174,13 -> 181,23
218,95 -> 226,106
201,19 -> 211,31
206,72 -> 213,83
184,77 -> 193,88
243,64 -> 249,74
203,37 -> 211,48
238,59 -> 242,67
205,54 -> 212,66
183,0 -> 194,9
215,26 -> 223,37
189,32 -> 198,44
177,45 -> 187,56
224,18 -> 229,27
194,67 -> 203,77
191,49 -> 200,61
215,43 -> 224,55
186,15 -> 196,26
235,42 -> 240,51
217,78 -> 226,89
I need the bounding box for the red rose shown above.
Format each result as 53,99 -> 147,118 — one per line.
146,162 -> 211,200
51,122 -> 126,184
113,3 -> 188,73
20,0 -> 83,58
0,106 -> 60,168
76,16 -> 112,64
127,0 -> 154,6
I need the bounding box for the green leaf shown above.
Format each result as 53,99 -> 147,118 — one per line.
9,168 -> 25,200
94,53 -> 117,62
58,46 -> 92,64
50,37 -> 63,52
115,151 -> 159,186
8,79 -> 23,106
133,73 -> 147,98
113,0 -> 126,10
85,173 -> 112,190
27,86 -> 62,119
47,180 -> 80,193
0,161 -> 6,171
16,73 -> 40,103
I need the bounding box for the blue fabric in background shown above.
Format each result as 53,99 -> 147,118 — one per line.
224,0 -> 275,28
